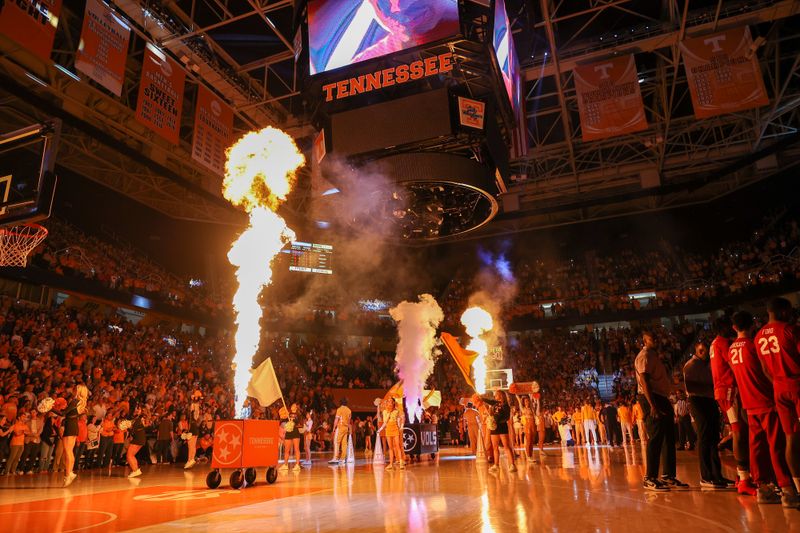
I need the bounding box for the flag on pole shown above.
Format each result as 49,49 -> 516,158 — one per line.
422,390 -> 442,408
441,333 -> 478,389
247,357 -> 283,408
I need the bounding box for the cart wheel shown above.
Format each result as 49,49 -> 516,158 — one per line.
265,466 -> 278,484
230,470 -> 244,489
206,469 -> 222,489
244,467 -> 257,486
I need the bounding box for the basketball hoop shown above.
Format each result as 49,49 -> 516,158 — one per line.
0,223 -> 48,267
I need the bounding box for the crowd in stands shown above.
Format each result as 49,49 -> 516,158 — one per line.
15,209 -> 800,333
440,212 -> 800,324
29,218 -> 230,317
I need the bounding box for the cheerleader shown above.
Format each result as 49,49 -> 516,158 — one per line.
127,405 -> 148,478
184,410 -> 201,470
60,384 -> 88,486
381,398 -> 405,471
517,395 -> 534,461
302,411 -> 314,466
280,403 -> 302,472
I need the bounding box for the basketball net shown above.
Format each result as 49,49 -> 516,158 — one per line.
0,223 -> 48,267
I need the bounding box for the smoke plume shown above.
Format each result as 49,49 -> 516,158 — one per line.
389,294 -> 444,423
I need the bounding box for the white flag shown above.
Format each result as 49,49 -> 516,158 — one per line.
246,357 -> 282,408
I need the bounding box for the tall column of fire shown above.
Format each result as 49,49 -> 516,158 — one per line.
223,127 -> 305,417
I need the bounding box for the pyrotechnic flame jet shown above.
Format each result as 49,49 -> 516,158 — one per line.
461,307 -> 493,394
223,127 -> 305,417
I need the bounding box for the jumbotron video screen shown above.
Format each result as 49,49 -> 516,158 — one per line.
308,0 -> 460,75
493,0 -> 521,116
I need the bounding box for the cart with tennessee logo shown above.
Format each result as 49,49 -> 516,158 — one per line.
206,419 -> 280,489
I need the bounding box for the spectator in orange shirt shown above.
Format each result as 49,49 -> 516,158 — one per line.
6,412 -> 29,475
97,413 -> 115,469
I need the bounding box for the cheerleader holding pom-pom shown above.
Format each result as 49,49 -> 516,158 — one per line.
53,386 -> 88,487
126,405 -> 149,478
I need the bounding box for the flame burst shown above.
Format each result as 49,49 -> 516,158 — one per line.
223,127 -> 305,417
460,306 -> 493,394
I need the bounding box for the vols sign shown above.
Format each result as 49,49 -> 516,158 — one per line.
135,44 -> 185,145
574,55 -> 648,142
75,0 -> 131,96
0,0 -> 62,62
680,26 -> 769,119
191,85 -> 233,175
458,97 -> 486,130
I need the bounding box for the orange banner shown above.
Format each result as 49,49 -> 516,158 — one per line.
327,388 -> 386,412
191,85 -> 233,175
75,0 -> 130,96
574,55 -> 648,142
680,26 -> 769,119
0,0 -> 62,62
135,44 -> 185,144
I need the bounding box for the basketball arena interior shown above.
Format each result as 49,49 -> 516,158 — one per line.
1,1 -> 800,531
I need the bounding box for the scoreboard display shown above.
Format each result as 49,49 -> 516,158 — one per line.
288,242 -> 333,274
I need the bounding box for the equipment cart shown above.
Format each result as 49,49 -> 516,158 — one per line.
206,419 -> 280,489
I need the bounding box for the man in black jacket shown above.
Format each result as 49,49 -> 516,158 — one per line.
683,341 -> 728,489
37,412 -> 56,473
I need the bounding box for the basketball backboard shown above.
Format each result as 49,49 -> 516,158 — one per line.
0,120 -> 60,228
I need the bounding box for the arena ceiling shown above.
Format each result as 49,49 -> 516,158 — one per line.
0,0 -> 798,239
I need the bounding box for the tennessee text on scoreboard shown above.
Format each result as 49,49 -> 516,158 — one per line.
321,53 -> 454,102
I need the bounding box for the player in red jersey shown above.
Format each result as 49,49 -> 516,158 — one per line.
709,315 -> 751,491
755,297 -> 800,495
728,311 -> 799,507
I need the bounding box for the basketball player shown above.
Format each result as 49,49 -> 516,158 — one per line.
755,297 -> 800,496
727,311 -> 798,507
709,315 -> 754,493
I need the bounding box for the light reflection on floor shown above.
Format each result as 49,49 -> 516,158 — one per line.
0,445 -> 797,532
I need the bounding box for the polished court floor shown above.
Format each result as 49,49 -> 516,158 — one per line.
1,445 -> 798,532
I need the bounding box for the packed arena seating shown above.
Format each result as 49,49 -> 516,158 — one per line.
29,218 -> 231,317
18,210 -> 800,334
440,211 -> 800,324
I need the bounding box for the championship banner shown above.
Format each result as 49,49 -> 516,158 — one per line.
191,85 -> 233,175
0,0 -> 62,62
75,0 -> 131,96
135,44 -> 185,145
574,55 -> 648,142
680,26 -> 769,119
457,96 -> 486,130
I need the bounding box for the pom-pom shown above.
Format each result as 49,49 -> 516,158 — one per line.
53,397 -> 67,411
37,397 -> 55,413
118,419 -> 132,431
180,432 -> 193,440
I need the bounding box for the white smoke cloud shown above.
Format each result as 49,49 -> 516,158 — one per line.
389,294 -> 444,423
